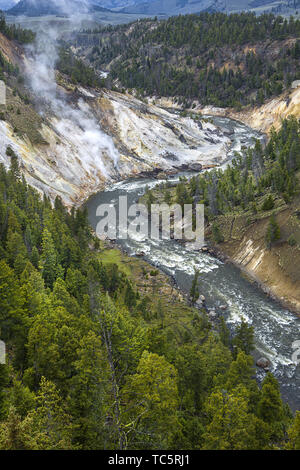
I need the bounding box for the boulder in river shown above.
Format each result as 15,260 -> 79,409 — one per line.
209,310 -> 218,318
136,251 -> 145,257
174,163 -> 189,171
189,163 -> 203,172
256,357 -> 271,369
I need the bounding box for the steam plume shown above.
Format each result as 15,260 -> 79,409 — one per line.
25,9 -> 119,178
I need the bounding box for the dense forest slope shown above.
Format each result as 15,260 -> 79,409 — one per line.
207,119 -> 300,313
73,13 -> 300,108
0,94 -> 300,451
0,13 -> 299,451
152,78 -> 300,136
2,127 -> 300,450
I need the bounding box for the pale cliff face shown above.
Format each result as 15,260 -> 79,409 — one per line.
0,86 -> 231,206
152,84 -> 300,136
2,76 -> 300,207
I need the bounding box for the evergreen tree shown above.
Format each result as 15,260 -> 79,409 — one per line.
189,269 -> 200,305
257,373 -> 286,443
265,214 -> 281,249
123,351 -> 180,449
232,319 -> 255,356
40,228 -> 63,289
202,386 -> 267,450
0,365 -> 8,421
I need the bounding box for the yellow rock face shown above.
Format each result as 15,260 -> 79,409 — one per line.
243,87 -> 300,133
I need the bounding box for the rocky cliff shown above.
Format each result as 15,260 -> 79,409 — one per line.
0,85 -> 232,206
0,30 -> 232,207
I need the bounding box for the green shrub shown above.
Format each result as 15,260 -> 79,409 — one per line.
288,234 -> 297,247
212,223 -> 224,243
6,145 -> 16,157
150,269 -> 159,277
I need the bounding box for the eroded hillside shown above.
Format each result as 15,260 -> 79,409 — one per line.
72,13 -> 300,109
0,31 -> 234,206
152,78 -> 300,137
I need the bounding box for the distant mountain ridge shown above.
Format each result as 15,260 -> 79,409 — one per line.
121,0 -> 220,15
6,0 -> 112,16
4,0 -> 298,19
91,0 -> 153,9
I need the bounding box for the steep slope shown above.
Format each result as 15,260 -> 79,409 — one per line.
0,30 -> 233,206
151,115 -> 300,313
0,30 -> 23,63
74,13 -> 300,109
215,200 -> 300,314
212,112 -> 300,314
236,84 -> 300,133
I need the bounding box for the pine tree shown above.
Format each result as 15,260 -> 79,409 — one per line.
25,377 -> 74,450
30,246 -> 39,269
122,351 -> 180,449
202,386 -> 266,450
39,228 -> 63,289
219,317 -> 231,348
0,260 -> 24,341
285,411 -> 300,450
69,333 -> 110,449
0,364 -> 8,421
124,282 -> 137,310
262,195 -> 275,211
232,319 -> 254,356
189,269 -> 200,305
265,213 -> 281,248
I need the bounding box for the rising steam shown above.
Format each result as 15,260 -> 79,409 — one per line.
25,9 -> 119,177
